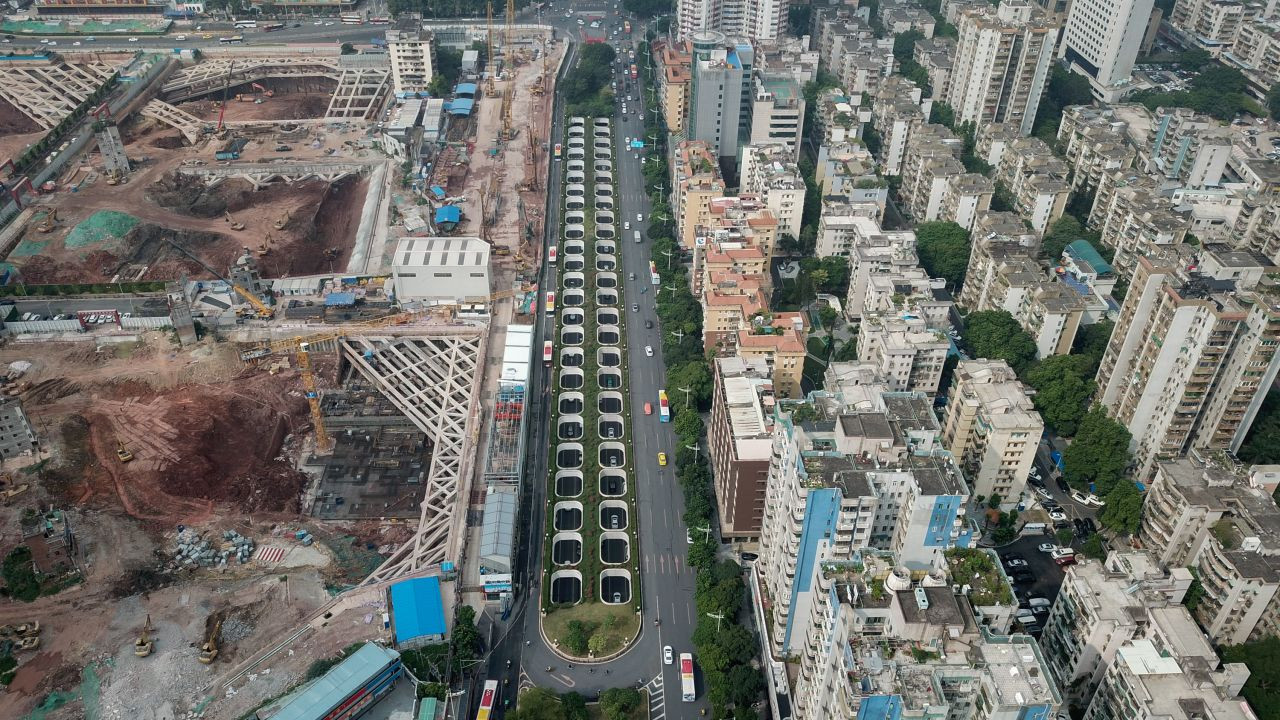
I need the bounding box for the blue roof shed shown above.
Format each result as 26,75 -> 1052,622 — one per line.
430,185 -> 446,199
454,82 -> 478,97
446,98 -> 475,116
390,577 -> 447,647
324,292 -> 356,307
435,206 -> 462,225
272,643 -> 402,720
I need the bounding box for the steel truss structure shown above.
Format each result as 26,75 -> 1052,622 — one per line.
338,326 -> 488,582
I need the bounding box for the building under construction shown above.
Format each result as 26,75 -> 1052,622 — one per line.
310,376 -> 432,520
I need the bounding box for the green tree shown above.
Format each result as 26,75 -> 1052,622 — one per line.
1099,481 -> 1144,534
561,692 -> 589,720
1238,389 -> 1280,465
961,310 -> 1038,374
564,620 -> 592,655
2,545 -> 40,603
674,408 -> 703,443
511,688 -> 565,720
1222,636 -> 1280,719
599,688 -> 644,720
1081,533 -> 1106,559
623,0 -> 673,16
1024,355 -> 1096,436
1062,406 -> 1132,495
818,305 -> 839,330
667,361 -> 713,411
1269,85 -> 1280,121
1072,319 -> 1114,376
1056,528 -> 1075,547
340,42 -> 356,55
1041,215 -> 1087,261
915,221 -> 970,291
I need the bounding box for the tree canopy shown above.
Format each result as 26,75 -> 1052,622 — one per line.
623,0 -> 672,17
1062,405 -> 1131,495
1131,63 -> 1262,121
961,310 -> 1038,374
915,221 -> 970,292
1222,637 -> 1280,720
563,44 -> 618,116
1024,355 -> 1096,436
1238,389 -> 1280,465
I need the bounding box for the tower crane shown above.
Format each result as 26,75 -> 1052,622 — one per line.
484,1 -> 498,98
161,238 -> 274,319
242,288 -> 521,455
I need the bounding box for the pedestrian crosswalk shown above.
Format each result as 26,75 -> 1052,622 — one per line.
646,673 -> 665,720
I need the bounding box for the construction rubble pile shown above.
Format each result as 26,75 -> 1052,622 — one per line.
172,527 -> 257,568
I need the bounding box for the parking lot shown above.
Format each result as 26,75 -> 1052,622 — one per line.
997,534 -> 1070,636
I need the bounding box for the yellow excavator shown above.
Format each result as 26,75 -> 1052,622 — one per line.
257,235 -> 273,258
223,212 -> 245,231
273,210 -> 290,230
36,209 -> 57,233
116,440 -> 134,463
135,615 -> 153,657
198,617 -> 222,664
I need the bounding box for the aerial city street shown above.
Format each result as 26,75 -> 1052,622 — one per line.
0,0 -> 1278,718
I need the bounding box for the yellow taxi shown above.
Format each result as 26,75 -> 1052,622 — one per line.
657,452 -> 668,466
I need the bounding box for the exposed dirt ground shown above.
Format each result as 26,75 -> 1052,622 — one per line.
7,117 -> 368,283
0,97 -> 43,166
0,336 -> 310,527
180,90 -> 335,123
5,101 -> 373,283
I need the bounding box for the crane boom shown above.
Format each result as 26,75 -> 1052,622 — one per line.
162,238 -> 273,318
296,341 -> 333,454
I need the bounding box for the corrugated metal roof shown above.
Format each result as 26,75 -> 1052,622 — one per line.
480,486 -> 517,571
394,237 -> 490,268
271,643 -> 400,720
390,577 -> 447,645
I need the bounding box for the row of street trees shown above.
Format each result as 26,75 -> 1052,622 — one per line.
638,41 -> 765,720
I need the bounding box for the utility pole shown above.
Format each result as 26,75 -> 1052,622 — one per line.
677,385 -> 693,409
705,611 -> 725,633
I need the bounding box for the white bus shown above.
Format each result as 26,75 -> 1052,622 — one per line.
218,35 -> 244,44
341,13 -> 363,24
233,20 -> 257,28
679,653 -> 696,702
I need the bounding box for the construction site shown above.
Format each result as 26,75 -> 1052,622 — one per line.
0,11 -> 560,720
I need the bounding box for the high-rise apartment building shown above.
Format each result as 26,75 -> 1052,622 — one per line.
739,143 -> 807,239
1140,457 -> 1280,645
942,360 -> 1043,509
1060,0 -> 1155,100
1096,245 -> 1280,480
947,0 -> 1060,136
1082,639 -> 1253,720
671,140 -> 727,251
709,356 -> 776,542
747,73 -> 806,161
688,32 -> 755,164
757,391 -> 973,653
677,0 -> 789,42
386,20 -> 435,96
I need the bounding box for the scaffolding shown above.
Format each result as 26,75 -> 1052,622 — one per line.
483,381 -> 526,484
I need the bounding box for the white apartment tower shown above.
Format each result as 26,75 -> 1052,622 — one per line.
678,0 -> 789,42
386,20 -> 436,97
947,0 -> 1060,136
1060,0 -> 1155,100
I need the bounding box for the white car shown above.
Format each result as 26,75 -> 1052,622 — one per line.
1051,547 -> 1077,561
72,41 -> 80,46
624,221 -> 630,230
577,18 -> 584,24
636,212 -> 643,222
128,37 -> 139,42
1038,543 -> 1058,553
1084,493 -> 1106,507
1005,558 -> 1029,568
686,530 -> 693,544
645,345 -> 653,357
1048,510 -> 1068,522
663,646 -> 673,664
1034,486 -> 1053,501
314,20 -> 325,25
1070,489 -> 1089,505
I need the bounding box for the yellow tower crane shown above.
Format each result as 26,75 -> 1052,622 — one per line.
485,0 -> 498,98
245,289 -> 521,455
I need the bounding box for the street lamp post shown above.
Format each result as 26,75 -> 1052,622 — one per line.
677,385 -> 693,409
706,611 -> 725,633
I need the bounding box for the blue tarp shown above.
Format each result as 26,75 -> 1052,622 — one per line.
324,292 -> 356,306
435,206 -> 462,224
430,185 -> 446,199
390,577 -> 447,645
446,98 -> 475,116
454,82 -> 478,97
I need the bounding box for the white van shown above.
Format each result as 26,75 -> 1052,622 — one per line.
634,230 -> 642,243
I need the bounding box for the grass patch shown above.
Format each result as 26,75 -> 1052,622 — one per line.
2,546 -> 39,602
543,602 -> 639,657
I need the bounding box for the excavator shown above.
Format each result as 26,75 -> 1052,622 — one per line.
257,234 -> 273,258
198,616 -> 222,664
35,208 -> 56,233
273,210 -> 290,231
223,212 -> 245,231
116,439 -> 134,463
250,82 -> 274,98
134,615 -> 153,657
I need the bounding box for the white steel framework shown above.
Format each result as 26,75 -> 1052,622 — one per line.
0,59 -> 116,129
140,99 -> 205,144
339,327 -> 487,582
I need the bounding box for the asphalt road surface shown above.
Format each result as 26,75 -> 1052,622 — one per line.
472,9 -> 706,719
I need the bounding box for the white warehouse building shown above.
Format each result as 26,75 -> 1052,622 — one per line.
392,237 -> 491,303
